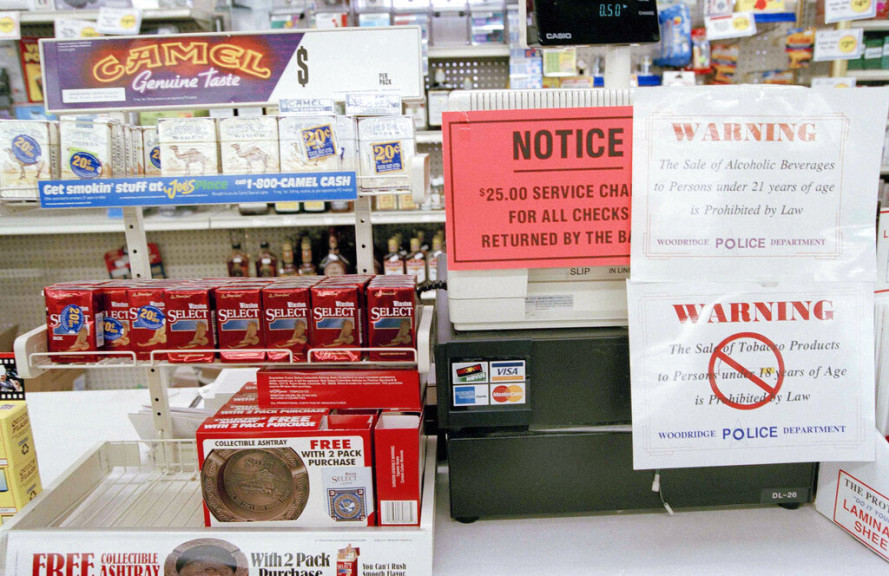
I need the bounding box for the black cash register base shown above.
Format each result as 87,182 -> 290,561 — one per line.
434,288 -> 817,522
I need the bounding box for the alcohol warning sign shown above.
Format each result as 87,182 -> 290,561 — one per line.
443,107 -> 632,271
628,281 -> 874,469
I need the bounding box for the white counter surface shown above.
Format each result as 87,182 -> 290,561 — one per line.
22,389 -> 889,575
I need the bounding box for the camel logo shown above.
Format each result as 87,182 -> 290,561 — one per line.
12,135 -> 40,165
57,305 -> 85,334
163,178 -> 196,200
69,151 -> 102,178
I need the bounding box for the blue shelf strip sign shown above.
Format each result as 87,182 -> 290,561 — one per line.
38,172 -> 358,209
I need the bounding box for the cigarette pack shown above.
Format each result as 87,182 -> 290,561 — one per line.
100,282 -> 132,356
358,116 -> 415,181
367,276 -> 417,361
60,118 -> 115,179
310,277 -> 371,362
196,410 -> 376,527
142,126 -> 161,176
256,369 -> 422,411
127,285 -> 168,361
373,411 -> 425,526
44,284 -> 105,363
131,125 -> 145,176
262,278 -> 322,363
336,546 -> 360,576
165,285 -> 217,363
279,115 -> 341,172
158,117 -> 219,176
219,116 -> 280,175
0,120 -> 54,189
215,284 -> 265,363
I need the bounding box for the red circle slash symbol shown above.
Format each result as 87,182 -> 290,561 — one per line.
707,332 -> 785,410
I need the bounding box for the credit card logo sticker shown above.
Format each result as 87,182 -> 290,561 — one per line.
453,385 -> 489,406
491,383 -> 526,404
452,361 -> 488,383
490,360 -> 526,382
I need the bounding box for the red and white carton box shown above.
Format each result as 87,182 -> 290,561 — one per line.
127,285 -> 169,361
165,285 -> 217,363
262,279 -> 321,363
215,284 -> 265,363
310,276 -> 372,362
374,410 -> 425,526
99,282 -> 132,356
367,276 -> 417,362
257,369 -> 423,411
215,382 -> 330,418
44,284 -> 105,363
196,410 -> 377,527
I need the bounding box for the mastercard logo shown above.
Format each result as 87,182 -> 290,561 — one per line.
492,385 -> 524,403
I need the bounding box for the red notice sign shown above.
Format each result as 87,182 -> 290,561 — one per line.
443,107 -> 632,271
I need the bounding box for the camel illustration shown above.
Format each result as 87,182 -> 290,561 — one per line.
5,148 -> 43,183
231,144 -> 272,173
281,321 -> 307,347
68,326 -> 91,352
381,319 -> 413,347
108,323 -> 130,347
183,322 -> 209,348
138,327 -> 167,347
233,321 -> 260,348
323,319 -> 355,347
168,145 -> 211,175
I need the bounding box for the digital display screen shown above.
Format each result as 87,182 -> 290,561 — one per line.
529,0 -> 660,46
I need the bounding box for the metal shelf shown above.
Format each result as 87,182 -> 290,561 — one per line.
851,19 -> 889,31
428,45 -> 510,59
846,70 -> 889,81
208,206 -> 355,230
14,305 -> 435,378
0,437 -> 436,572
19,8 -> 195,24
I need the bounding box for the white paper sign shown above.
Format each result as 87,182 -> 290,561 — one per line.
815,28 -> 864,61
631,86 -> 889,283
816,434 -> 889,562
811,76 -> 857,88
0,12 -> 21,41
704,12 -> 757,41
628,281 -> 875,469
96,7 -> 142,35
54,19 -> 102,39
825,0 -> 877,24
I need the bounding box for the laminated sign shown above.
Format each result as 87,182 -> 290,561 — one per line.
628,281 -> 874,469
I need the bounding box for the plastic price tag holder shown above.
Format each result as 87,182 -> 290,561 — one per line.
96,8 -> 143,36
279,98 -> 337,116
345,93 -> 403,117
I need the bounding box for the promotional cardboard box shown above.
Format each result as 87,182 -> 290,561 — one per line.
196,410 -> 377,528
373,411 -> 425,526
256,369 -> 422,411
0,402 -> 42,524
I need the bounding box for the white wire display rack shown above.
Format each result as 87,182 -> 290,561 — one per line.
0,438 -> 437,574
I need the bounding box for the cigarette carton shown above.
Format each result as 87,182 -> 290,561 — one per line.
262,279 -> 321,363
165,285 -> 217,363
127,285 -> 168,361
158,117 -> 219,176
215,285 -> 265,363
0,120 -> 54,189
256,369 -> 422,411
44,285 -> 105,363
60,118 -> 115,179
219,116 -> 280,175
374,410 -> 424,526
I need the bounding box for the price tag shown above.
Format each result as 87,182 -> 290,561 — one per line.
0,12 -> 21,41
55,19 -> 102,39
811,76 -> 857,88
96,8 -> 142,35
280,97 -> 337,115
345,93 -> 402,116
542,47 -> 577,77
814,28 -> 864,61
704,12 -> 757,41
825,0 -> 876,23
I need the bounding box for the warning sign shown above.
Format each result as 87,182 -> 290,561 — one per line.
627,281 -> 875,469
833,470 -> 889,561
443,107 -> 632,271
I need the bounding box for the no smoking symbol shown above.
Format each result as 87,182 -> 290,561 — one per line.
708,332 -> 784,410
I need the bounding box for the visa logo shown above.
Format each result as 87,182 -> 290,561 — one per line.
496,368 -> 519,376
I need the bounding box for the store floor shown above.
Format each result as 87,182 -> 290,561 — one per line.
23,389 -> 889,574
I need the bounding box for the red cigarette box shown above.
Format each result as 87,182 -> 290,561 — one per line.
310,278 -> 371,363
44,285 -> 105,363
100,283 -> 132,357
127,285 -> 168,361
215,284 -> 265,363
367,276 -> 417,362
256,369 -> 422,411
374,411 -> 425,526
196,410 -> 376,527
262,278 -> 321,363
166,285 -> 217,363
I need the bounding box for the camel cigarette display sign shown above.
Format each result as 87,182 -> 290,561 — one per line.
39,28 -> 424,112
37,172 -> 357,208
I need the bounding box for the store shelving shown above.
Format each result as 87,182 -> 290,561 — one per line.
428,44 -> 510,59
19,8 -> 196,24
845,69 -> 889,81
851,19 -> 889,30
416,130 -> 444,144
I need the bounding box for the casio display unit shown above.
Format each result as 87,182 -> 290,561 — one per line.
521,0 -> 660,47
